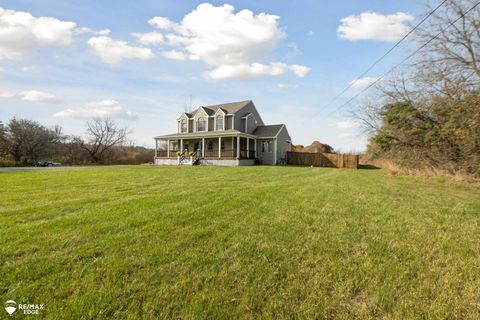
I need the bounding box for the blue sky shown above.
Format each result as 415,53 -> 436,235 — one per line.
0,0 -> 425,151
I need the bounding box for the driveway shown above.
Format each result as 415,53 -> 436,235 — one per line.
0,166 -> 106,172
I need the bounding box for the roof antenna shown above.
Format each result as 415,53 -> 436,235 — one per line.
182,94 -> 195,113
188,94 -> 194,113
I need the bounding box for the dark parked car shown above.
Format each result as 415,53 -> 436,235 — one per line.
35,161 -> 62,167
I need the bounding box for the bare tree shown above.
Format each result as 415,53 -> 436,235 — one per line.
0,121 -> 6,156
352,0 -> 480,137
0,118 -> 60,163
80,118 -> 129,164
350,99 -> 383,136
416,0 -> 480,89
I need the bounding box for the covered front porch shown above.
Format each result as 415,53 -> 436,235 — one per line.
154,131 -> 257,165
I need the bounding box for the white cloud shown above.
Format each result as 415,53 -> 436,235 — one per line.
205,62 -> 310,80
329,118 -> 361,129
159,3 -> 284,65
0,90 -> 16,98
349,76 -> 380,90
307,31 -> 315,36
95,29 -> 111,36
88,36 -> 154,64
287,43 -> 302,57
53,99 -> 137,119
0,7 -> 76,59
338,12 -> 413,42
0,89 -> 61,103
149,3 -> 309,79
22,65 -> 39,73
277,83 -> 298,89
21,90 -> 61,103
148,16 -> 176,30
132,32 -> 164,46
161,50 -> 188,60
74,27 -> 110,36
154,74 -> 198,82
289,64 -> 310,77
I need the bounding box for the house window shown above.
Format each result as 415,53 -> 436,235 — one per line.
262,141 -> 271,153
242,119 -> 247,132
181,119 -> 187,133
216,115 -> 224,131
207,141 -> 213,150
196,117 -> 206,132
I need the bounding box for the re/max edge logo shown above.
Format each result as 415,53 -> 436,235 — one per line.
5,300 -> 45,316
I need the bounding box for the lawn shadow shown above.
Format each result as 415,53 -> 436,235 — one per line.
359,164 -> 381,170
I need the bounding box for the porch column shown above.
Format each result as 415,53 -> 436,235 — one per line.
180,139 -> 184,151
202,138 -> 205,158
254,139 -> 257,158
167,140 -> 170,158
154,139 -> 158,158
237,135 -> 240,159
218,137 -> 221,158
246,137 -> 249,159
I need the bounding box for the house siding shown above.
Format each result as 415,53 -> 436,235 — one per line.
254,126 -> 291,165
256,139 -> 275,165
245,115 -> 258,134
275,126 -> 291,164
232,101 -> 264,133
188,120 -> 194,133
225,115 -> 233,130
208,118 -> 214,131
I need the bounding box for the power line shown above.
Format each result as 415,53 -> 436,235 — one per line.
323,0 -> 480,117
316,0 -> 448,115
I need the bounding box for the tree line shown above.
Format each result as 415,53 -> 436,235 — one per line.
0,117 -> 153,166
354,0 -> 480,177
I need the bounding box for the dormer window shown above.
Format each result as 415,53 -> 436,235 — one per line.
216,115 -> 224,131
181,119 -> 187,133
196,117 -> 206,132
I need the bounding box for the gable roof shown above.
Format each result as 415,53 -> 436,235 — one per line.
191,100 -> 251,116
194,106 -> 212,117
177,112 -> 193,120
253,124 -> 285,138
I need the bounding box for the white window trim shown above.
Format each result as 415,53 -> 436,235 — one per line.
180,119 -> 188,133
215,114 -> 225,131
214,108 -> 226,131
262,140 -> 272,153
196,117 -> 207,132
177,113 -> 191,133
193,107 -> 209,132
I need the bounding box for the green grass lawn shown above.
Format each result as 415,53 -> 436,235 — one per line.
1,166 -> 480,319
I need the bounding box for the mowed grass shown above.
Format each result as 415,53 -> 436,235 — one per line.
1,166 -> 480,319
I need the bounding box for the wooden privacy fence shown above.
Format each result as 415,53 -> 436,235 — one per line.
286,152 -> 359,169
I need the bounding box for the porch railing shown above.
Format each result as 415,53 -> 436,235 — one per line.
158,148 -> 256,159
156,150 -> 179,158
203,149 -> 256,159
204,149 -> 236,159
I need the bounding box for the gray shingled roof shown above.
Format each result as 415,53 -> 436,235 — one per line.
253,124 -> 284,138
191,100 -> 251,116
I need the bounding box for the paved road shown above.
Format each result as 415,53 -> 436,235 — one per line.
0,166 -> 111,172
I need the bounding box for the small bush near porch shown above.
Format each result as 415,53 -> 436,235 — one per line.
1,166 -> 480,319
